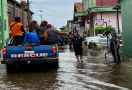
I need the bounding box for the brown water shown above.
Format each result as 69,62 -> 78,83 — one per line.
0,46 -> 131,90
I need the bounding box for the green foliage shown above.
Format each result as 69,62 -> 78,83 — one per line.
60,26 -> 67,33
93,26 -> 105,34
93,26 -> 114,35
61,29 -> 67,32
105,26 -> 114,34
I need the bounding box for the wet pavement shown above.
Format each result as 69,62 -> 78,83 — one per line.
0,45 -> 132,90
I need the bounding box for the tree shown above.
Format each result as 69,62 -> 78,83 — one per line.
60,26 -> 67,33
93,26 -> 114,35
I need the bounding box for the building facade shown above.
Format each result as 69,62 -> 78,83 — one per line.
7,0 -> 33,28
67,20 -> 74,33
73,2 -> 85,36
0,0 -> 33,49
82,0 -> 122,36
0,0 -> 9,49
119,0 -> 132,58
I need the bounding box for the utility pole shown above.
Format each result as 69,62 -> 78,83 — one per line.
27,0 -> 30,30
116,6 -> 120,33
113,4 -> 120,34
1,0 -> 5,48
101,0 -> 103,20
14,0 -> 16,18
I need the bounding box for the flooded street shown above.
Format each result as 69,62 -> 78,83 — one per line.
0,45 -> 132,90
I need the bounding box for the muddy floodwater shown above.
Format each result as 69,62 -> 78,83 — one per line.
0,46 -> 132,90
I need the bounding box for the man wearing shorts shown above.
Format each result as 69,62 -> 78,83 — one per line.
72,32 -> 84,62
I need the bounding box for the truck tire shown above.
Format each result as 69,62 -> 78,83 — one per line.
6,64 -> 16,72
54,61 -> 59,67
52,59 -> 59,67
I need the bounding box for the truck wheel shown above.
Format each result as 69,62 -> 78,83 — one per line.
6,64 -> 16,73
53,61 -> 59,67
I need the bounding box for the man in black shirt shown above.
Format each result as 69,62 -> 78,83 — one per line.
110,31 -> 121,64
72,32 -> 84,62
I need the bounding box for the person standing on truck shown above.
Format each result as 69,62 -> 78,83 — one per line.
72,32 -> 84,62
37,21 -> 48,45
37,21 -> 48,38
44,24 -> 59,45
10,17 -> 25,45
22,21 -> 40,45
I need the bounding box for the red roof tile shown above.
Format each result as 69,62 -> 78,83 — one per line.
74,2 -> 83,13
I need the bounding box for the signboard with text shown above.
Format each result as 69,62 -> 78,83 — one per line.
95,19 -> 104,26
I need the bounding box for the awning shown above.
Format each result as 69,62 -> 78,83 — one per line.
90,7 -> 116,12
74,12 -> 86,17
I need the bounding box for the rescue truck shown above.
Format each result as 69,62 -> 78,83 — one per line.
1,44 -> 59,71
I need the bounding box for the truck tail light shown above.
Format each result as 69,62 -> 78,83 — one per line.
3,56 -> 6,60
2,48 -> 7,54
52,46 -> 57,53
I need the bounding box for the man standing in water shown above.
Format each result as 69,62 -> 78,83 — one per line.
72,32 -> 84,62
110,31 -> 121,64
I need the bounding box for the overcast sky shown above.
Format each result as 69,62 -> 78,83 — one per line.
17,0 -> 81,29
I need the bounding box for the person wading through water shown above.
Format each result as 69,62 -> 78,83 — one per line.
72,32 -> 84,62
110,31 -> 121,64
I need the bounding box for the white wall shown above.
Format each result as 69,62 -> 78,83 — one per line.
94,12 -> 122,32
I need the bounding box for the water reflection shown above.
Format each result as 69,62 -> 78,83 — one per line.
108,63 -> 132,89
0,67 -> 58,90
0,46 -> 131,90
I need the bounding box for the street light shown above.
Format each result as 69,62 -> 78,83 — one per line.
40,10 -> 43,22
34,10 -> 43,22
40,15 -> 43,22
